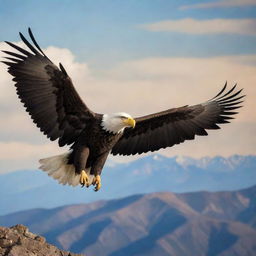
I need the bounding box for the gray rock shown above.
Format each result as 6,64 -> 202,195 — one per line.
0,225 -> 84,256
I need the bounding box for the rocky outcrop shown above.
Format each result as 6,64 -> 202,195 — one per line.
0,224 -> 83,256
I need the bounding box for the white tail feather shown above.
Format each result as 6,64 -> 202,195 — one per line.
39,152 -> 81,187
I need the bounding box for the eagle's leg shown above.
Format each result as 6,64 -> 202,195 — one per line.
92,175 -> 101,191
73,146 -> 90,187
91,152 -> 109,191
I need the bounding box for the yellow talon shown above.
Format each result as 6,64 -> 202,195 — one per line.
80,170 -> 89,187
93,175 -> 101,191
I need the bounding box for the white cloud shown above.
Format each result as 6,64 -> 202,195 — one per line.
104,56 -> 255,122
0,142 -> 66,173
0,41 -> 255,173
180,0 -> 256,10
140,18 -> 256,35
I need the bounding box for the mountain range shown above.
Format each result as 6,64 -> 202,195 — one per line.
0,154 -> 255,215
0,185 -> 256,256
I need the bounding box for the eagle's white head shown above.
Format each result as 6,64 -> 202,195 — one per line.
101,112 -> 136,134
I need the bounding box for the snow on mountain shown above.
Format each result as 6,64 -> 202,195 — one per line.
0,155 -> 255,215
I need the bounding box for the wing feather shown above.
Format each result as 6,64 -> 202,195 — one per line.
112,84 -> 244,156
2,28 -> 99,146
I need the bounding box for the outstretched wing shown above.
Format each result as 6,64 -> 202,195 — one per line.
112,83 -> 244,156
2,28 -> 99,146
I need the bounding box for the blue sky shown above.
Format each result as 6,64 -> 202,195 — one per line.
1,0 -> 256,68
0,0 -> 256,172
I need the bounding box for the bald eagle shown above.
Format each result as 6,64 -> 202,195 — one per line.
2,29 -> 244,191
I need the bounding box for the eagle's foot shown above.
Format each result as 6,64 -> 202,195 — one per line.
92,175 -> 101,191
80,170 -> 89,187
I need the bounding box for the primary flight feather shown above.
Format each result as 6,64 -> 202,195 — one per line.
2,28 -> 244,191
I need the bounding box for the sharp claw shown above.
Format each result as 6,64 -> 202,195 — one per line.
94,184 -> 101,192
93,175 -> 101,191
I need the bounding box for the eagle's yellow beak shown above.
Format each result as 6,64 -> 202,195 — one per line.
123,117 -> 136,128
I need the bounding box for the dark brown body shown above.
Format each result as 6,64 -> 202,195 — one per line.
68,118 -> 122,176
